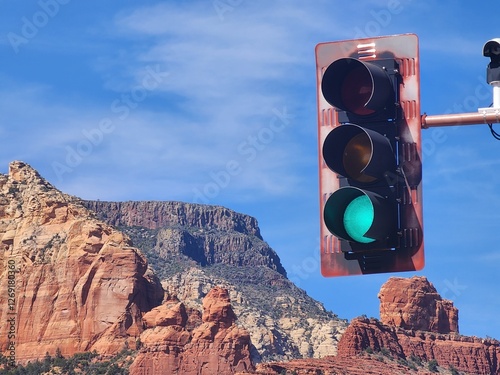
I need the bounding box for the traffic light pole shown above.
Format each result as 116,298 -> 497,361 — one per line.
421,110 -> 500,128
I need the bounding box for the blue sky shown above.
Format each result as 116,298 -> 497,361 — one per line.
2,0 -> 500,339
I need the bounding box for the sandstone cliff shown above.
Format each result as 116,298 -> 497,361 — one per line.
0,160 -> 347,367
129,286 -> 254,375
83,200 -> 348,362
0,161 -> 163,363
379,276 -> 459,334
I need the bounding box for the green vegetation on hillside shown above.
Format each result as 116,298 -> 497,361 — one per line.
0,349 -> 135,375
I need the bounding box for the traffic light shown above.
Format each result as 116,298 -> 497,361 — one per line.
316,34 -> 424,277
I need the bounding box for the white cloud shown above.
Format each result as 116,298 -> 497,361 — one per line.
72,2 -> 318,203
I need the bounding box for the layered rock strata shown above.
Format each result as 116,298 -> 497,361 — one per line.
83,200 -> 287,276
337,317 -> 499,374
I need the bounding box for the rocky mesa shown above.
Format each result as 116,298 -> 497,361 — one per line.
83,200 -> 286,275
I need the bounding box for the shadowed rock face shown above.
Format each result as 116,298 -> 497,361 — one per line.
82,200 -> 287,276
0,161 -> 164,363
129,286 -> 254,375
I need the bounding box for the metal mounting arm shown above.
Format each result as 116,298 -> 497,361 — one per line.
421,110 -> 500,128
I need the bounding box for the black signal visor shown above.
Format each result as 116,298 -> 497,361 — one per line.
321,58 -> 395,117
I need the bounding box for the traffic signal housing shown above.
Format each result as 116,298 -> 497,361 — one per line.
316,34 -> 424,277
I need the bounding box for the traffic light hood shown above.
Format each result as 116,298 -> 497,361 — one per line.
321,58 -> 394,116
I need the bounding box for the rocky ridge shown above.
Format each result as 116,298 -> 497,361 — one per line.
336,277 -> 499,375
83,200 -> 348,362
83,200 -> 286,276
335,316 -> 499,374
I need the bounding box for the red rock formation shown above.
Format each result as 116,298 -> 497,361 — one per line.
336,317 -> 500,375
0,161 -> 163,363
255,355 -> 439,375
255,276 -> 500,375
130,286 -> 254,375
334,276 -> 499,374
378,276 -> 459,334
336,317 -> 404,358
4,162 -> 499,375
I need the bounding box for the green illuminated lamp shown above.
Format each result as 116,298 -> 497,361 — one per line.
343,195 -> 375,243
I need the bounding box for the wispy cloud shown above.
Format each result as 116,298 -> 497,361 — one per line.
75,2 -> 318,203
